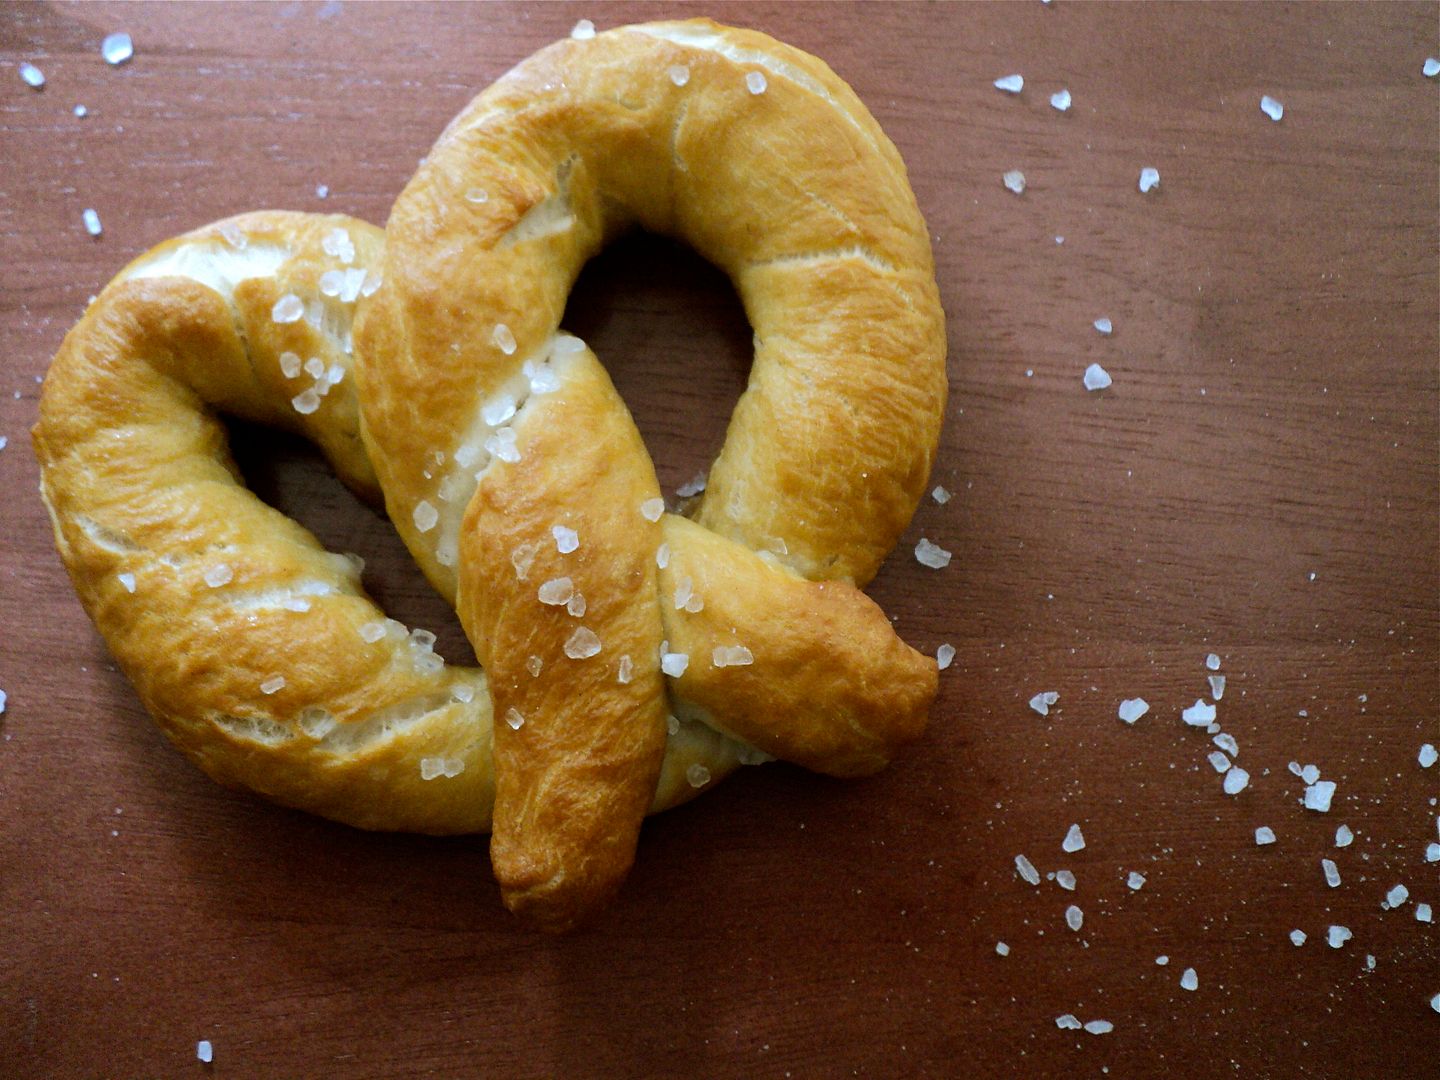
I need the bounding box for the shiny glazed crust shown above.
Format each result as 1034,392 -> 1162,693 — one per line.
35,19 -> 947,932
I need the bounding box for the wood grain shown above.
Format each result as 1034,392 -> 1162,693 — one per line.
2,2 -> 1436,1076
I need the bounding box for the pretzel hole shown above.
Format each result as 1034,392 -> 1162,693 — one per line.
224,417 -> 472,666
561,229 -> 751,498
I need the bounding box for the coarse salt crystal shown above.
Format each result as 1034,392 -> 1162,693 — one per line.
1055,869 -> 1076,890
1290,929 -> 1306,946
1223,767 -> 1250,795
1321,858 -> 1340,888
655,543 -> 670,569
511,543 -> 537,580
564,627 -> 602,660
1002,169 -> 1026,195
1139,167 -> 1161,193
1118,697 -> 1149,724
1416,903 -> 1433,923
203,563 -> 233,588
1205,652 -> 1220,671
712,645 -> 754,668
526,655 -> 543,677
359,621 -> 386,643
915,538 -> 951,569
995,941 -> 1010,956
1155,955 -> 1169,966
260,675 -> 285,695
1083,363 -> 1112,391
1213,733 -> 1239,756
668,64 -> 690,87
1030,691 -> 1059,717
994,74 -> 1024,93
1062,824 -> 1085,853
1425,58 -> 1440,78
1304,780 -> 1336,812
504,707 -> 525,730
676,471 -> 708,497
571,18 -> 595,40
746,71 -> 767,95
74,104 -> 88,117
1326,925 -> 1351,949
1093,317 -> 1113,335
1208,674 -> 1226,700
412,501 -> 438,533
1335,824 -> 1353,847
279,351 -> 302,378
1055,1014 -> 1081,1030
686,762 -> 711,787
1015,854 -> 1040,885
464,187 -> 489,204
1050,88 -> 1072,112
1419,743 -> 1438,768
640,497 -> 665,521
19,62 -> 44,89
101,32 -> 133,66
272,294 -> 304,323
537,577 -> 574,606
1208,751 -> 1231,773
661,651 -> 689,677
1427,843 -> 1440,863
566,592 -> 586,617
1127,871 -> 1146,890
936,643 -> 955,670
1301,764 -> 1321,785
1180,968 -> 1198,991
1255,826 -> 1276,845
617,655 -> 633,684
1065,904 -> 1083,931
1260,95 -> 1284,122
1182,700 -> 1216,727
304,356 -> 325,379
118,572 -> 136,593
931,485 -> 951,504
321,227 -> 355,264
197,1040 -> 212,1063
552,525 -> 579,553
1383,883 -> 1409,909
492,323 -> 517,355
83,208 -> 103,236
482,394 -> 517,426
1084,1020 -> 1113,1035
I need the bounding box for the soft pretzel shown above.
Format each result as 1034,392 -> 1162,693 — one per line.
34,18 -> 947,931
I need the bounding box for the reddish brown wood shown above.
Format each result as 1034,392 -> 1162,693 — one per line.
2,3 -> 1436,1076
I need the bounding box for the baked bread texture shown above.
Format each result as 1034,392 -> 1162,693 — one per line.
34,19 -> 947,931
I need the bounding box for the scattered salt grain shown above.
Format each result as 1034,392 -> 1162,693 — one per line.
102,32 -> 133,66
1155,955 -> 1169,966
359,621 -> 386,643
655,543 -> 670,569
565,593 -> 586,617
570,18 -> 596,40
617,655 -> 633,684
197,1040 -> 212,1063
511,543 -> 537,580
1301,764 -> 1321,785
1083,363 -> 1111,391
932,485 -> 951,504
412,500 -> 438,533
526,655 -> 542,677
564,627 -> 602,660
1139,167 -> 1161,193
936,643 -> 955,670
482,394 -> 516,426
1208,674 -> 1226,700
640,497 -> 665,522
118,572 -> 136,593
1180,967 -> 1198,991
1433,993 -> 1440,1014
1416,903 -> 1432,923
668,64 -> 690,87
1255,826 -> 1276,845
914,538 -> 952,569
279,351 -> 302,378
1084,1020 -> 1113,1035
1259,95 -> 1284,122
1427,843 -> 1440,863
315,184 -> 329,199
1321,858 -> 1340,888
1030,691 -> 1059,717
1055,1014 -> 1081,1030
712,645 -> 753,667
1208,751 -> 1231,773
1290,929 -> 1306,946
1055,870 -> 1076,891
504,707 -> 525,730
1050,88 -> 1072,112
996,941 -> 1010,956
83,208 -> 103,236
272,294 -> 304,323
1118,697 -> 1149,724
1425,58 -> 1440,78
1383,883 -> 1409,909
1303,780 -> 1336,812
552,525 -> 579,553
660,651 -> 689,677
260,675 -> 285,695
746,71 -> 767,95
686,762 -> 710,787
1002,170 -> 1026,195
537,577 -> 574,606
994,74 -> 1024,94
1335,824 -> 1353,847
321,227 -> 355,264
484,427 -> 520,463
1419,743 -> 1438,768
1182,700 -> 1216,727
203,563 -> 233,588
1127,871 -> 1146,891
1062,824 -> 1085,853
19,62 -> 44,89
304,356 -> 325,379
1015,854 -> 1041,885
1213,733 -> 1239,756
1327,925 -> 1351,949
1093,317 -> 1113,335
492,323 -> 517,355
1223,767 -> 1250,795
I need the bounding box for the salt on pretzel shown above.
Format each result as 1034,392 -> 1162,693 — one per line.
34,18 -> 947,931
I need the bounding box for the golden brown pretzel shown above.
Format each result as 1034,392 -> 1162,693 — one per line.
33,19 -> 946,931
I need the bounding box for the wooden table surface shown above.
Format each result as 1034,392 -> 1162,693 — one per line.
2,2 -> 1436,1076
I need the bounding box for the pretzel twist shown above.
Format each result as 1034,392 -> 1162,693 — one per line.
33,19 -> 946,930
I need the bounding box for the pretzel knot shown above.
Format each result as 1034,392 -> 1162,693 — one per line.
33,19 -> 946,931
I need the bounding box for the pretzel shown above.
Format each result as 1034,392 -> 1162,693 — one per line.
34,19 -> 947,931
